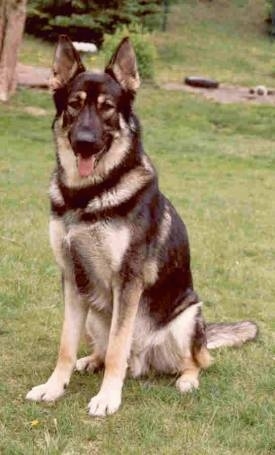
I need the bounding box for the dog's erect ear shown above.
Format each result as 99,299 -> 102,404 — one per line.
49,35 -> 85,91
105,37 -> 140,93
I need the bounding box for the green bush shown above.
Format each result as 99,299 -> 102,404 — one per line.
266,0 -> 272,15
265,0 -> 275,35
26,0 -> 162,46
103,25 -> 157,81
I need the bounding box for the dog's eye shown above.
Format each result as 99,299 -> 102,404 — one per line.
101,100 -> 115,111
68,100 -> 81,110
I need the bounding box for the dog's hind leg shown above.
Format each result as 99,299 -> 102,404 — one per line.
75,352 -> 104,373
175,356 -> 201,392
176,310 -> 212,392
149,303 -> 212,392
76,308 -> 110,373
176,346 -> 212,393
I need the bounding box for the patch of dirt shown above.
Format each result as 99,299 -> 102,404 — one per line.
17,63 -> 101,89
163,82 -> 275,105
17,63 -> 275,106
17,63 -> 50,88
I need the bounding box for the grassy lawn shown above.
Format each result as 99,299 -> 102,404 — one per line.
1,1 -> 275,454
155,0 -> 275,86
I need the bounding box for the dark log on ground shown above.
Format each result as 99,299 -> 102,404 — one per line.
184,76 -> 219,89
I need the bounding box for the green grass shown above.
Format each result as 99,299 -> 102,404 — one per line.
1,1 -> 275,454
154,0 -> 275,86
19,35 -> 53,67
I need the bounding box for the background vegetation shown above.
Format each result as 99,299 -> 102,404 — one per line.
0,1 -> 275,454
26,0 -> 163,45
103,24 -> 157,80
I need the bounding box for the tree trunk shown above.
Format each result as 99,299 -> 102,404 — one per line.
0,0 -> 27,102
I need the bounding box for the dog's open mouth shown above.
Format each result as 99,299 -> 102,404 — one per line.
77,154 -> 97,178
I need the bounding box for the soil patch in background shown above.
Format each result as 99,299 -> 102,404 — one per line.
163,82 -> 275,105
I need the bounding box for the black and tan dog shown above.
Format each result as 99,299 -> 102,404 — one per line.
26,36 -> 257,416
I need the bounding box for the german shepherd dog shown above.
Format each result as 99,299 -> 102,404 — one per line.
26,36 -> 258,416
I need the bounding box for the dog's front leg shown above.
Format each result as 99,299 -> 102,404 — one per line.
26,276 -> 87,402
88,279 -> 142,417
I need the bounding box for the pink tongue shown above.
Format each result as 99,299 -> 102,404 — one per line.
77,155 -> 96,178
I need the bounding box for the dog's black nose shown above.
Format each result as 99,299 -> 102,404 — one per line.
76,130 -> 96,145
73,130 -> 98,156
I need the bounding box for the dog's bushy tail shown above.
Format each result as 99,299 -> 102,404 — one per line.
206,321 -> 258,349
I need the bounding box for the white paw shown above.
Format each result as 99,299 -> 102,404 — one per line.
176,377 -> 199,393
75,356 -> 98,373
88,390 -> 121,417
26,380 -> 66,402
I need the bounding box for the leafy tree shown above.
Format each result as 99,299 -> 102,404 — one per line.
26,0 -> 162,46
265,0 -> 275,35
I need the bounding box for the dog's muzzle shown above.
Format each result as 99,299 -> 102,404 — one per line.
71,130 -> 103,178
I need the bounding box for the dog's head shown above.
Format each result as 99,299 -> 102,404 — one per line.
50,35 -> 140,178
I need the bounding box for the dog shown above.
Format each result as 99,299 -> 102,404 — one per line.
26,35 -> 258,416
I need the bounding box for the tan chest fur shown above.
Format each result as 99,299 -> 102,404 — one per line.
49,217 -> 131,288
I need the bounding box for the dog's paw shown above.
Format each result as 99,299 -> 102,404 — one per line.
26,380 -> 65,402
88,390 -> 121,417
175,376 -> 199,393
75,355 -> 100,373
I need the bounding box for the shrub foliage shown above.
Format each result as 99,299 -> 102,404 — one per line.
26,0 -> 162,45
103,25 -> 157,81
